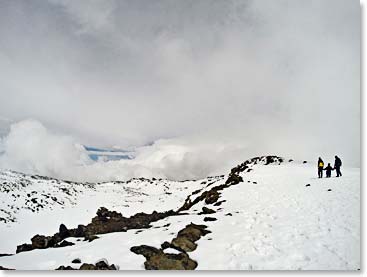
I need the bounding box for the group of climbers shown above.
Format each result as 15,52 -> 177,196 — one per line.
317,156 -> 342,178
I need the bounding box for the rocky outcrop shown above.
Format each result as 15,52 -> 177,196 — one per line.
16,208 -> 177,253
131,223 -> 210,270
84,208 -> 176,235
131,245 -> 197,270
0,265 -> 14,270
177,156 -> 283,212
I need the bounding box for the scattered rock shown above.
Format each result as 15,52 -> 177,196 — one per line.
55,240 -> 75,248
131,245 -> 161,258
177,223 -> 211,242
213,200 -> 226,206
131,246 -> 197,270
225,174 -> 243,186
161,241 -> 171,250
303,161 -> 308,164
56,265 -> 75,270
59,224 -> 70,239
198,207 -> 215,215
171,236 -> 197,252
203,217 -> 217,222
57,260 -> 117,270
305,184 -> 311,187
328,189 -> 332,192
225,213 -> 232,216
145,252 -> 197,270
205,191 -> 220,204
72,258 -> 81,264
131,223 -> 210,270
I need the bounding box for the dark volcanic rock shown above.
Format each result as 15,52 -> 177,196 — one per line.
57,260 -> 117,270
74,224 -> 87,237
17,207 -> 176,254
198,207 -> 215,215
16,243 -> 33,253
160,241 -> 171,250
203,217 -> 217,222
177,223 -> 211,242
95,260 -> 117,270
225,173 -> 243,186
204,190 -> 219,204
31,235 -> 55,249
131,246 -> 197,270
171,236 -> 197,252
55,240 -> 75,248
131,223 -> 210,269
131,245 -> 162,258
59,224 -> 70,239
145,252 -> 197,270
56,265 -> 75,270
85,208 -> 176,235
213,200 -> 226,206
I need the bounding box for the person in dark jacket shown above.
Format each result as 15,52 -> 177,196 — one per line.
317,157 -> 324,178
334,156 -> 342,177
324,163 -> 334,178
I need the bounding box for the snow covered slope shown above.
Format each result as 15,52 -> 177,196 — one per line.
0,157 -> 360,270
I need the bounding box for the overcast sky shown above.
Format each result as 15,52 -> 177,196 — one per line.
0,0 -> 360,181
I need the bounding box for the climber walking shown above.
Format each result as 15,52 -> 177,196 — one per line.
318,157 -> 324,178
334,155 -> 342,177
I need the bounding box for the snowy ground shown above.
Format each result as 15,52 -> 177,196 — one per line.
0,158 -> 360,270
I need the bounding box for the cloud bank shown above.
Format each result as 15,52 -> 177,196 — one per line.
0,120 -> 251,181
0,0 -> 360,181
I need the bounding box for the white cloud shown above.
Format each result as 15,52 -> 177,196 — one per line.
48,0 -> 117,34
0,0 -> 360,178
0,120 -> 92,180
0,120 -> 251,182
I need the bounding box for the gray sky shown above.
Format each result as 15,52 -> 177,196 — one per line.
0,0 -> 360,180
